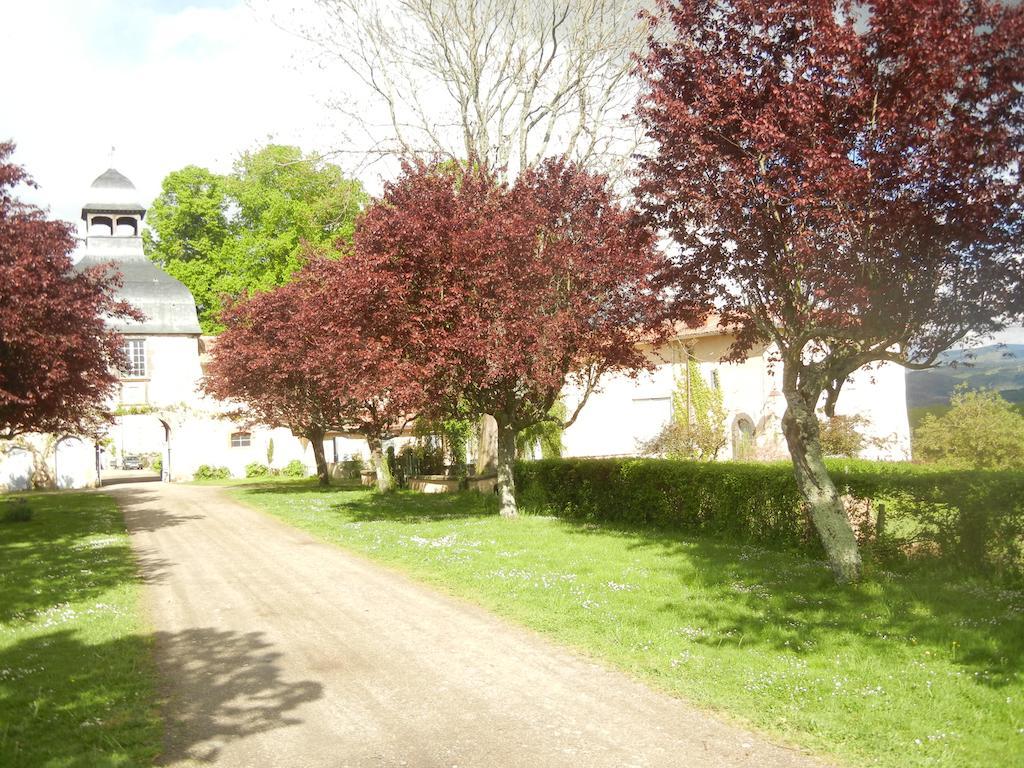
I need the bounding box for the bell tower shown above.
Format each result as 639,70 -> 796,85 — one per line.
81,168 -> 147,258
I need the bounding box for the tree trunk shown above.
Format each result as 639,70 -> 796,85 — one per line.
476,414 -> 498,475
496,419 -> 518,518
781,391 -> 862,583
367,435 -> 394,493
310,429 -> 330,486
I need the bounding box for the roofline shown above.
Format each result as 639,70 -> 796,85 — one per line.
81,203 -> 147,220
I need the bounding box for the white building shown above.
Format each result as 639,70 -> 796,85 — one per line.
0,169 -> 369,489
1,170 -> 911,490
562,319 -> 911,461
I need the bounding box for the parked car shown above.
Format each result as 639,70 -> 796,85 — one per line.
121,455 -> 143,470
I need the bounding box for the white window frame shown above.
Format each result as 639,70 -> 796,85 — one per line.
122,338 -> 146,378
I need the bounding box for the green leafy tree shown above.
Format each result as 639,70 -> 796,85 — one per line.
144,144 -> 367,331
915,388 -> 1024,470
818,414 -> 868,458
641,357 -> 727,461
516,401 -> 567,460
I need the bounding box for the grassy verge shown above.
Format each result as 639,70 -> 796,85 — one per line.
0,492 -> 160,767
234,480 -> 1023,768
187,475 -> 318,487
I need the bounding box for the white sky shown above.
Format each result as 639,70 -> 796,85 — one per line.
2,0 -> 357,233
3,0 -> 1022,346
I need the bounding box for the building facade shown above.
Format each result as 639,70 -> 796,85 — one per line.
0,169 -> 369,489
561,320 -> 911,461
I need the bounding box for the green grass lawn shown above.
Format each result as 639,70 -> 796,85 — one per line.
0,492 -> 161,767
234,481 -> 1024,768
187,474 -> 306,487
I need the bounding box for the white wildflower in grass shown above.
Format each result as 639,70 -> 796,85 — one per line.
730,581 -> 770,599
669,650 -> 693,668
675,626 -> 708,641
537,573 -> 578,589
36,602 -> 78,628
491,568 -> 534,581
832,676 -> 850,695
606,581 -> 635,592
72,536 -> 119,550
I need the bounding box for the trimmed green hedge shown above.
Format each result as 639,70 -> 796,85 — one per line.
516,458 -> 1024,580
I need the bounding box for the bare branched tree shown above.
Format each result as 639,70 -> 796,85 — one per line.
298,0 -> 648,179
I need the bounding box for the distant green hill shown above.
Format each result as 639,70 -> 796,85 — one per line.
906,344 -> 1024,410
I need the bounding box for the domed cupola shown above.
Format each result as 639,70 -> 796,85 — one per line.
81,168 -> 147,237
76,167 -> 201,335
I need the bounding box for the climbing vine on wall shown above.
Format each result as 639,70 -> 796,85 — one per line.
642,356 -> 728,461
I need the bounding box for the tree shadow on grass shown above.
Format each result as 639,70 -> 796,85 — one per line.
0,492 -> 171,624
242,483 -> 500,524
557,518 -> 1024,689
0,627 -> 323,768
232,479 -> 361,495
339,490 -> 499,524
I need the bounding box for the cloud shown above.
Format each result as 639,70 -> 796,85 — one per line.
2,0 -> 341,234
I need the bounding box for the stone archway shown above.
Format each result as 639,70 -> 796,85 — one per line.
159,419 -> 172,482
732,414 -> 756,461
101,413 -> 165,485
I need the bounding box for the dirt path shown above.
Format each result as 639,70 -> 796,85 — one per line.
112,482 -> 827,768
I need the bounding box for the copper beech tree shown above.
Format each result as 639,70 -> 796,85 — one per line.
0,143 -> 137,440
351,158 -> 672,517
203,257 -> 423,490
203,277 -> 343,485
635,0 -> 1024,582
308,257 -> 423,493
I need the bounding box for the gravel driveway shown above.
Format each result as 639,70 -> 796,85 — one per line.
111,482 -> 827,768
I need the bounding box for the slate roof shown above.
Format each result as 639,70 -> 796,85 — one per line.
76,254 -> 202,335
75,167 -> 202,335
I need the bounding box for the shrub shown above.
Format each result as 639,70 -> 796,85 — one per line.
639,359 -> 727,460
2,498 -> 32,523
152,455 -> 162,477
333,455 -> 365,480
282,459 -> 307,478
915,388 -> 1024,469
193,465 -> 231,480
818,414 -> 868,458
516,458 -> 1024,580
245,462 -> 270,478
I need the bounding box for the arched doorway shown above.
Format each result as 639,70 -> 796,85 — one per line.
54,436 -> 97,489
159,419 -> 171,482
732,414 -> 756,461
100,413 -> 164,485
0,446 -> 32,491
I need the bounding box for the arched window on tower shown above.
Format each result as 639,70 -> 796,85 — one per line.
91,216 -> 113,236
115,216 -> 137,236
